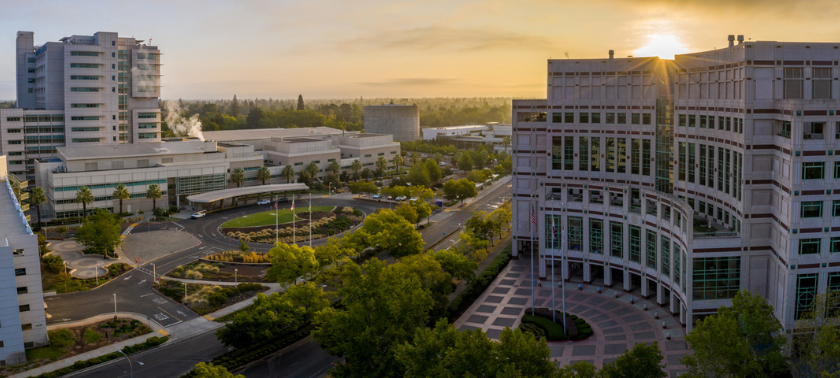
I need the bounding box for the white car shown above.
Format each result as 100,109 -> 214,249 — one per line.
191,210 -> 207,219
396,196 -> 406,201
257,199 -> 270,205
409,197 -> 418,202
373,194 -> 380,199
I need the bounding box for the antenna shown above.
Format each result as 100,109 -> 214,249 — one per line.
564,52 -> 570,59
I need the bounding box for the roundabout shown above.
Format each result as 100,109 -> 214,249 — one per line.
219,205 -> 364,245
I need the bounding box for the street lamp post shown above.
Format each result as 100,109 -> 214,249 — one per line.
151,263 -> 156,288
117,350 -> 142,378
234,269 -> 238,283
113,293 -> 117,319
328,182 -> 332,196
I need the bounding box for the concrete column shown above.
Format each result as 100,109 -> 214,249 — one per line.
656,283 -> 664,305
539,254 -> 547,279
669,292 -> 678,314
641,276 -> 649,297
680,304 -> 687,325
562,258 -> 569,281
623,270 -> 631,292
604,266 -> 612,286
583,263 -> 591,283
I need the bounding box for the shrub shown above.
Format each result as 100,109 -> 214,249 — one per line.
48,329 -> 75,349
518,322 -> 546,339
521,314 -> 565,341
169,205 -> 179,214
83,328 -> 103,344
43,254 -> 64,274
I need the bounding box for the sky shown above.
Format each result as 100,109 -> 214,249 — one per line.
3,0 -> 840,100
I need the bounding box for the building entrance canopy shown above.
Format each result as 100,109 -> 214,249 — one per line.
186,183 -> 309,204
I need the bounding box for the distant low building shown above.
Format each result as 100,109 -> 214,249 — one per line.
422,123 -> 512,150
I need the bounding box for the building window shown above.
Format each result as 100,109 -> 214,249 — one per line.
19,305 -> 30,312
801,201 -> 823,218
795,273 -> 819,320
642,140 -> 651,176
804,122 -> 825,139
552,112 -> 562,123
661,236 -> 670,277
693,257 -> 740,300
674,245 -> 682,288
606,137 -> 615,172
294,162 -> 303,166
834,200 -> 840,217
784,67 -> 804,99
580,113 -> 589,124
591,112 -> 601,124
551,137 -> 563,170
14,268 -> 25,276
803,162 -> 825,179
21,324 -> 32,331
617,138 -> 626,174
544,214 -> 561,249
567,216 -> 582,251
564,113 -> 574,123
13,249 -> 24,256
645,230 -> 657,269
799,238 -> 822,255
589,219 -> 603,254
678,114 -> 686,127
17,287 -> 27,294
364,154 -> 371,158
687,143 -> 696,183
605,113 -> 615,124
590,137 -> 600,171
699,115 -> 707,128
830,237 -> 840,253
564,137 -> 574,170
812,67 -> 832,99
631,113 -> 641,125
687,114 -> 695,127
629,226 -> 641,263
610,222 -> 623,258
579,137 -> 588,171
631,139 -> 640,174
617,113 -> 627,124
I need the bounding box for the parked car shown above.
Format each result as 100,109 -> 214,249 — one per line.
387,195 -> 393,200
409,197 -> 418,202
373,194 -> 380,199
191,210 -> 207,219
257,199 -> 270,205
276,197 -> 289,203
397,196 -> 407,201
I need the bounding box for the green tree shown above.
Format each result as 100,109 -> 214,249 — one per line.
424,159 -> 442,183
413,201 -> 432,226
192,362 -> 245,378
442,178 -> 478,207
598,342 -> 667,378
112,183 -> 130,215
487,204 -> 512,239
306,161 -> 320,179
361,168 -> 371,180
230,94 -> 239,117
30,187 -> 46,230
409,152 -> 420,166
146,183 -> 162,212
327,160 -> 341,175
266,243 -> 319,287
75,186 -> 94,217
375,156 -> 388,177
256,166 -> 271,185
313,237 -> 353,267
75,209 -> 122,256
433,153 -> 443,164
359,209 -> 425,258
405,163 -> 430,187
281,281 -> 332,323
350,159 -> 362,181
348,181 -> 378,198
502,136 -> 511,152
216,292 -> 305,349
313,259 -> 434,377
681,291 -> 789,378
465,211 -> 492,240
467,169 -> 487,184
790,292 -> 840,378
229,168 -> 246,188
458,153 -> 473,172
394,203 -> 419,226
454,230 -> 490,261
392,154 -> 404,177
297,94 -> 305,110
238,239 -> 250,252
430,249 -> 476,282
281,165 -> 295,183
298,170 -> 312,186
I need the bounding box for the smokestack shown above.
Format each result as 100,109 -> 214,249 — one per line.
728,35 -> 735,47
737,35 -> 744,45
609,50 -> 614,60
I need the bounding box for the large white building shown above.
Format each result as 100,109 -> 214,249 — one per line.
513,36 -> 840,330
3,31 -> 162,181
0,156 -> 48,365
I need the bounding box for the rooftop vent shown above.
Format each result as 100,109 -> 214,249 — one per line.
728,35 -> 735,47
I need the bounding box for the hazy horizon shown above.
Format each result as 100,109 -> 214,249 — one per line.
4,0 -> 840,100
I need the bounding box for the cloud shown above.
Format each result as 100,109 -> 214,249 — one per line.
358,78 -> 457,87
335,26 -> 556,52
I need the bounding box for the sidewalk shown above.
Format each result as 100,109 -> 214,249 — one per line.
9,280 -> 286,378
447,234 -> 512,302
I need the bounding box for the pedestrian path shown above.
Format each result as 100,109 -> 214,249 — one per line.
454,256 -> 688,377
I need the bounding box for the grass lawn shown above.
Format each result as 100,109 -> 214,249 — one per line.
43,263 -> 132,294
221,206 -> 334,228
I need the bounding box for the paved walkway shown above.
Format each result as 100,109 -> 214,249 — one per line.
49,240 -> 118,279
454,257 -> 688,377
122,229 -> 201,265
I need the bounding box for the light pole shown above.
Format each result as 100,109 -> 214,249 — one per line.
234,269 -> 238,283
95,263 -> 99,286
151,263 -> 156,288
117,350 -> 142,378
113,293 -> 117,319
328,182 -> 332,196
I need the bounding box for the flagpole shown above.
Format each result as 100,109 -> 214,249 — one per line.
561,228 -> 567,338
308,193 -> 312,248
275,202 -> 278,245
292,199 -> 296,245
530,200 -> 535,316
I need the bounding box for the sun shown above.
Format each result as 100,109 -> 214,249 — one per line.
634,34 -> 689,60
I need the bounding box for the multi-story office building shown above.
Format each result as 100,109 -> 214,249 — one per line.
0,156 -> 48,365
4,31 -> 162,181
35,128 -> 400,218
513,37 -> 840,330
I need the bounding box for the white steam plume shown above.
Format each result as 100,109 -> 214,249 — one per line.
164,100 -> 204,141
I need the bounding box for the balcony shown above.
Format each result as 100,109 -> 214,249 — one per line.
693,217 -> 738,238
803,133 -> 824,140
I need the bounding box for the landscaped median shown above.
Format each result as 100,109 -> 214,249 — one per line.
220,206 -> 363,244
156,280 -> 269,316
519,308 -> 593,341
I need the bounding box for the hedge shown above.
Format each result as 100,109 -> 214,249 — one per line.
521,314 -> 565,341
446,245 -> 512,322
32,336 -> 169,378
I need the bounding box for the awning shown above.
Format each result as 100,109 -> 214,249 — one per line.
186,183 -> 309,203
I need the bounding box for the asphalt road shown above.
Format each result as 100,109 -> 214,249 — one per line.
55,180 -> 511,378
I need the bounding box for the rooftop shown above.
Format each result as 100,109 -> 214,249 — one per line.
279,137 -> 330,144
202,127 -> 345,142
0,178 -> 31,238
59,140 -> 211,160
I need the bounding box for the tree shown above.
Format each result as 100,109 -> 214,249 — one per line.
442,178 -> 478,207
424,159 -> 442,183
306,161 -> 319,179
458,153 -> 473,172
681,291 -> 789,378
348,181 -> 378,198
298,170 -> 312,186
790,292 -> 840,378
313,259 -> 434,377
359,209 -> 425,258
238,239 -> 250,253
231,94 -> 239,117
433,153 -> 443,164
350,159 -> 362,181
146,183 -> 162,212
75,209 -> 122,256
230,168 -> 245,188
327,160 -> 341,175
361,168 -> 371,180
112,183 -> 130,215
75,186 -> 93,217
30,187 -> 46,230
487,204 -> 512,239
502,135 -> 511,151
266,243 -> 319,287
430,249 -> 476,282
216,288 -> 319,349
465,211 -> 493,241
413,201 -> 432,226
405,163 -> 430,187
467,169 -> 487,184
55,225 -> 69,238
409,152 -> 420,166
375,156 -> 388,177
598,342 -> 667,378
394,203 -> 419,226
256,166 -> 271,186
454,230 -> 490,261
297,94 -> 305,110
392,154 -> 404,177
192,362 -> 245,378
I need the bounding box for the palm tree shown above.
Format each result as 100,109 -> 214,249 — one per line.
146,183 -> 162,212
350,159 -> 362,182
256,166 -> 271,201
502,136 -> 511,152
30,187 -> 46,230
375,156 -> 388,178
306,161 -> 319,179
410,153 -> 420,166
230,168 -> 246,188
327,160 -> 340,175
75,186 -> 93,217
113,183 -> 130,215
281,165 -> 295,183
392,154 -> 404,177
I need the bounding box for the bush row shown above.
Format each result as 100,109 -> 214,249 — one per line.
33,336 -> 168,378
179,326 -> 312,378
521,314 -> 566,341
446,245 -> 512,322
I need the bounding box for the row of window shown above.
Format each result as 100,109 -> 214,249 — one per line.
70,51 -> 100,57
551,136 -> 652,175
798,237 -> 840,255
550,112 -> 653,125
55,179 -> 166,192
70,103 -> 101,108
794,271 -> 840,320
70,75 -> 99,80
677,143 -> 743,201
6,115 -> 64,123
137,113 -> 158,119
677,114 -> 744,134
55,191 -> 167,204
70,87 -> 100,92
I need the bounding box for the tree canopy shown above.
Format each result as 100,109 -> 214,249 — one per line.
75,209 -> 122,256
266,243 -> 319,286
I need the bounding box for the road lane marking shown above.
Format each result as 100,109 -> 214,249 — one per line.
138,279 -> 147,285
123,275 -> 132,281
157,306 -> 182,322
140,293 -> 154,297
